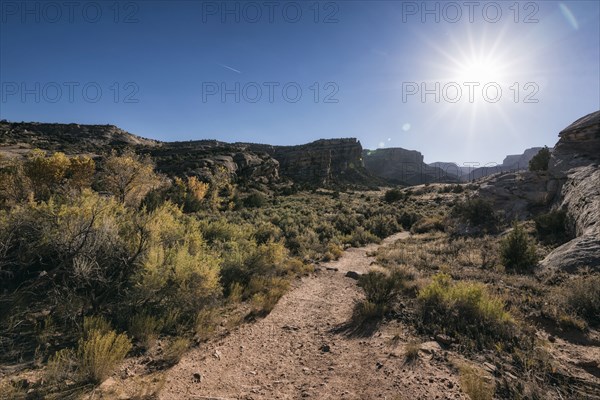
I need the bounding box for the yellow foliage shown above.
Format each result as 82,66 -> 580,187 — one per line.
67,155 -> 96,190
101,150 -> 162,206
187,176 -> 209,201
78,329 -> 132,382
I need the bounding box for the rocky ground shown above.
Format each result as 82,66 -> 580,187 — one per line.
156,232 -> 470,400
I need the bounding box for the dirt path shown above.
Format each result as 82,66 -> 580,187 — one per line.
159,232 -> 467,400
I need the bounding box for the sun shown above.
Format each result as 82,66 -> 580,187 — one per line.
456,57 -> 504,84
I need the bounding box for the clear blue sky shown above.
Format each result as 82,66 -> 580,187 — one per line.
1,1 -> 599,165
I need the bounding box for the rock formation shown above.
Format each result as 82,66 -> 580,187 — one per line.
247,138 -> 375,186
465,147 -> 543,181
363,148 -> 459,185
475,110 -> 600,273
540,110 -> 600,273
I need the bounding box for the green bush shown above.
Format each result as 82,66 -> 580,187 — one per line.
399,211 -> 420,230
79,329 -> 132,382
534,209 -> 569,245
384,188 -> 404,203
529,146 -> 551,172
500,223 -> 538,272
360,270 -> 403,306
418,274 -> 515,349
452,198 -> 498,232
128,313 -> 163,350
242,191 -> 267,208
410,216 -> 445,234
562,275 -> 600,325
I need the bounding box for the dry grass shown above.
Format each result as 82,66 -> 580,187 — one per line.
459,364 -> 494,400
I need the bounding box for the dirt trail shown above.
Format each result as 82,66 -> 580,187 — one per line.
159,232 -> 466,400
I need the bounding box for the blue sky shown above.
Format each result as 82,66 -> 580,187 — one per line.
1,1 -> 599,165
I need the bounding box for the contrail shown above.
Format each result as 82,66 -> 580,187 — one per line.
219,64 -> 242,74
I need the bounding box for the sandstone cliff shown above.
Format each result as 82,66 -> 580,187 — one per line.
476,110 -> 600,273
540,110 -> 600,273
363,148 -> 459,185
246,139 -> 375,186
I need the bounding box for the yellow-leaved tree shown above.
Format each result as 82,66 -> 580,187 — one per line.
100,150 -> 163,207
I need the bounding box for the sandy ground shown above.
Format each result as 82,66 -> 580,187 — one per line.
158,232 -> 468,400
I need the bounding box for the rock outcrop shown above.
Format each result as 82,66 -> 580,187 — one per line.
148,140 -> 281,185
466,147 -> 543,181
477,171 -> 558,220
540,111 -> 600,273
248,139 -> 375,186
363,148 -> 459,185
476,110 -> 600,273
0,121 -> 158,154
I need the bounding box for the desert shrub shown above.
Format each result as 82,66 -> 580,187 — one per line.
342,227 -> 380,247
128,313 -> 163,350
360,270 -> 403,306
410,216 -> 445,234
200,219 -> 239,244
352,300 -> 386,323
399,211 -> 420,230
162,337 -> 190,365
452,198 -> 498,232
195,308 -> 217,341
451,184 -> 465,193
46,348 -> 78,383
404,341 -> 420,362
78,329 -> 132,382
529,146 -> 550,172
459,364 -> 494,400
323,242 -> 343,261
560,274 -> 600,326
243,191 -> 267,208
253,222 -> 282,245
249,276 -> 290,315
384,188 -> 404,203
534,209 -> 569,245
0,379 -> 26,400
418,274 -> 515,349
500,223 -> 538,273
83,316 -> 112,337
366,214 -> 401,238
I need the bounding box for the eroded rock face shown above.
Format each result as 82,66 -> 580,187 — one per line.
363,148 -> 459,185
540,111 -> 600,273
477,171 -> 557,220
540,165 -> 600,273
549,111 -> 600,178
468,147 -> 543,181
248,139 -> 373,186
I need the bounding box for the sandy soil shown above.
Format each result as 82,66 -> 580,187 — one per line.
158,232 -> 468,400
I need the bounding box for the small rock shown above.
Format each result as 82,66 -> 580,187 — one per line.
213,349 -> 222,360
548,335 -> 556,343
483,362 -> 497,374
192,373 -> 202,383
99,377 -> 117,391
505,372 -> 518,380
447,381 -> 454,389
345,271 -> 361,280
282,325 -> 301,331
320,344 -> 331,353
420,341 -> 442,354
376,362 -> 384,369
434,334 -> 454,346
